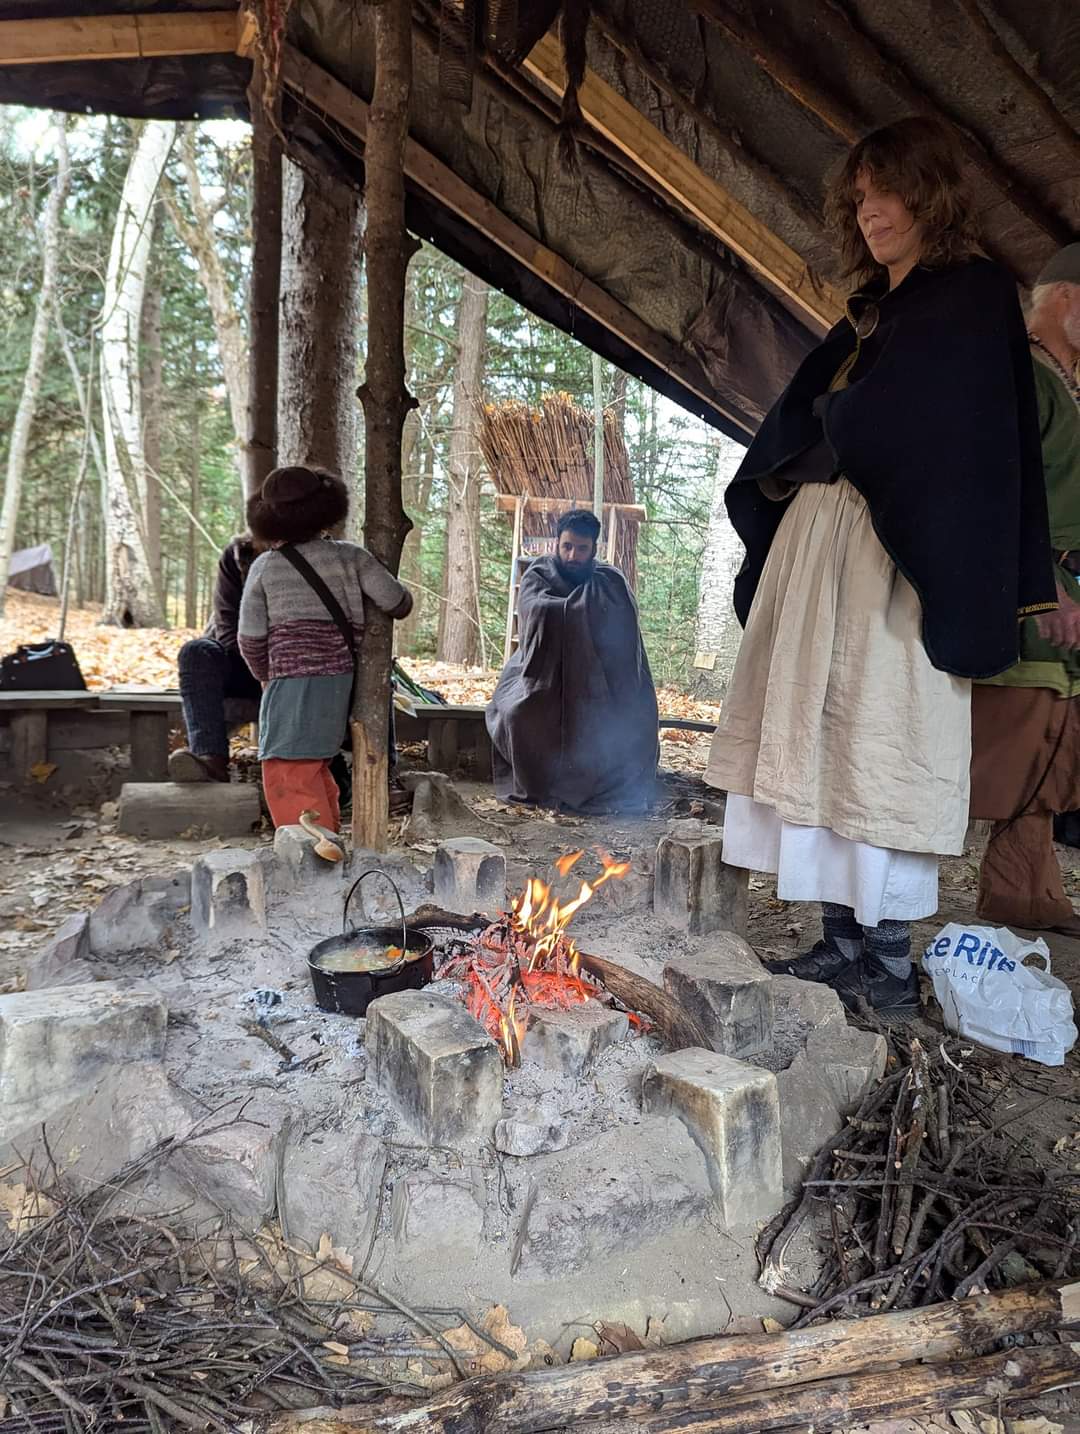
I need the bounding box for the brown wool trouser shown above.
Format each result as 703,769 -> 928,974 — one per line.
970,685 -> 1080,929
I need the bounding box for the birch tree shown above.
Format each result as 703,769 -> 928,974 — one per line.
0,117 -> 71,616
99,120 -> 175,626
437,273 -> 489,665
692,434 -> 747,698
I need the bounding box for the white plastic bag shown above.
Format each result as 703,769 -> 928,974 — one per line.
923,922 -> 1077,1066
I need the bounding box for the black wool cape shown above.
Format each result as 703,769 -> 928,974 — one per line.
726,257 -> 1056,680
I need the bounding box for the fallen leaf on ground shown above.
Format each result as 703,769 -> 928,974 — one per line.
761,1317 -> 785,1333
29,762 -> 58,783
0,1181 -> 58,1234
443,1304 -> 528,1374
315,1232 -> 354,1275
596,1321 -> 645,1355
570,1337 -> 599,1362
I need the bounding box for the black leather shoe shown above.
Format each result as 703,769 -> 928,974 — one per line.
762,940 -> 856,984
831,956 -> 919,1022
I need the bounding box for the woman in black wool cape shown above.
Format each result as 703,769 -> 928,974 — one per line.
705,115 -> 1055,1020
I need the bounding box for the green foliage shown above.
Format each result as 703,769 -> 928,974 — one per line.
0,109 -> 722,687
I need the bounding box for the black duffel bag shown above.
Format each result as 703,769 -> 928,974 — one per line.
0,640 -> 86,691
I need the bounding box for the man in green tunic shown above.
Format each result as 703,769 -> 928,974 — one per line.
970,244 -> 1080,933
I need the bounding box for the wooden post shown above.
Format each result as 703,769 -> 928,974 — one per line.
245,52 -> 282,500
353,0 -> 416,851
503,493 -> 524,662
591,350 -> 604,533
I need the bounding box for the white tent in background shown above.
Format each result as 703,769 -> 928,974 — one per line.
7,544 -> 58,597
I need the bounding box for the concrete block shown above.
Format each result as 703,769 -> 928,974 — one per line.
89,872 -> 191,956
663,940 -> 772,1058
643,1049 -> 783,1227
273,823 -> 345,885
768,974 -> 847,1069
433,837 -> 505,915
366,990 -> 503,1145
524,1004 -> 630,1076
283,1130 -> 387,1253
654,825 -> 748,936
25,912 -> 95,990
806,1024 -> 888,1111
170,1092 -> 292,1227
118,781 -> 261,840
0,983 -> 167,1140
392,1169 -> 486,1255
519,1117 -> 712,1277
494,1108 -> 570,1157
777,1050 -> 843,1191
191,848 -> 267,946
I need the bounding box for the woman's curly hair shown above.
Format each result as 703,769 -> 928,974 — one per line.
825,116 -> 982,289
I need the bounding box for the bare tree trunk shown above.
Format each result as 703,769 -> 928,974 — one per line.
140,232 -> 164,600
692,435 -> 747,699
165,125 -> 249,497
397,400 -> 423,653
186,404 -> 201,629
245,62 -> 282,501
100,120 -> 173,627
437,274 -> 488,665
278,157 -> 362,481
0,118 -> 71,616
353,0 -> 417,851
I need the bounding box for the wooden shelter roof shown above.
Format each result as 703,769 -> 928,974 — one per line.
3,1 -> 1077,442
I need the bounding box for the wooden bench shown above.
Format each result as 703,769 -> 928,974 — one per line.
396,702 -> 717,774
0,689 -> 259,786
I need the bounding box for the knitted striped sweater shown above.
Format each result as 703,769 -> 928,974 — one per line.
237,540 -> 412,681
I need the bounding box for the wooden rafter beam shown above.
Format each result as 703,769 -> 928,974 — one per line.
0,10 -> 241,64
522,30 -> 842,329
688,0 -> 1071,250
278,46 -> 755,437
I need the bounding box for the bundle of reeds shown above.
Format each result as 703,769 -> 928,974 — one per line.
478,392 -> 640,588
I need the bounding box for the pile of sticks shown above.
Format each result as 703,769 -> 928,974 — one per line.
758,1034 -> 1080,1321
0,1135 -> 515,1431
478,393 -> 639,586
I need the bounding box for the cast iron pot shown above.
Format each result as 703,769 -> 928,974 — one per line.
307,870 -> 434,1017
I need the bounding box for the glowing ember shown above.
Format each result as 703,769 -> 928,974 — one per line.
437,850 -> 635,1064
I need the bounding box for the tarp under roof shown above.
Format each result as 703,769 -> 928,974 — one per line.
2,0 -> 1077,441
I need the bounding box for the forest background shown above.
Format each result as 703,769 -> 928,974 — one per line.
0,111 -> 747,697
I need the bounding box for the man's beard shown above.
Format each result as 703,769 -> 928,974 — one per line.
555,556 -> 596,586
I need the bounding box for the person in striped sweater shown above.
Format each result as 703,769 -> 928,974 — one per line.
238,466 -> 412,832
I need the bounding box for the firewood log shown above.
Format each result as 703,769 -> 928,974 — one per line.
275,1281 -> 1079,1434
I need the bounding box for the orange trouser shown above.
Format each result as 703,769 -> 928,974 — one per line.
262,758 -> 341,832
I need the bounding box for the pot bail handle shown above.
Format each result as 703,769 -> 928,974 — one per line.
344,869 -> 408,962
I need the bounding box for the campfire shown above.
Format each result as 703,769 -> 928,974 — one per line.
436,850 -> 636,1063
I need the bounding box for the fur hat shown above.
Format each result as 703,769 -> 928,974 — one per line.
246,466 -> 349,544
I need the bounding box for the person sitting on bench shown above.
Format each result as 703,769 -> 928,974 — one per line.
486,509 -> 659,813
170,535 -> 264,783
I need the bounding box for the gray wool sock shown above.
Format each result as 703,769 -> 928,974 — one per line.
864,918 -> 912,978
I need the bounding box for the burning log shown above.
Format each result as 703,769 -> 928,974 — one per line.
299,1281 -> 1080,1434
576,950 -> 709,1052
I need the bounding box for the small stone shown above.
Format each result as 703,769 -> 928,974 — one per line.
805,1024 -> 887,1111
524,1004 -> 630,1076
191,848 -> 267,946
117,782 -> 261,839
768,974 -> 846,1049
0,983 -> 167,1140
25,912 -> 94,990
433,837 -> 506,915
366,990 -> 503,1145
663,939 -> 772,1057
88,873 -> 192,956
643,1049 -> 783,1227
392,1169 -> 486,1255
283,1130 -> 387,1254
170,1092 -> 292,1227
654,826 -> 748,936
273,824 -> 346,885
494,1109 -> 570,1157
776,1050 -> 843,1191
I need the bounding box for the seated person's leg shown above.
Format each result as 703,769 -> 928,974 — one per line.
171,637 -> 232,782
223,644 -> 262,704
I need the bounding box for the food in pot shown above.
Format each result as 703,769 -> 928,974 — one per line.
315,943 -> 415,974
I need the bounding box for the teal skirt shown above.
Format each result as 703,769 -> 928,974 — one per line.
258,673 -> 352,760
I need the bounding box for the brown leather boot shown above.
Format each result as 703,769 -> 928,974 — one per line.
168,749 -> 230,783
